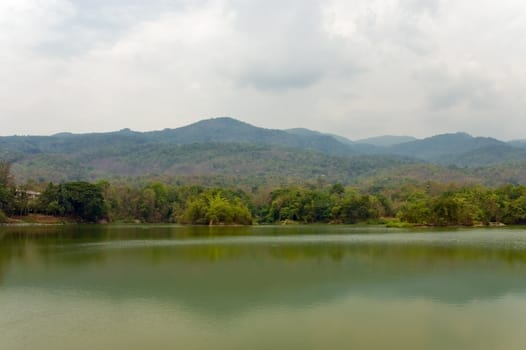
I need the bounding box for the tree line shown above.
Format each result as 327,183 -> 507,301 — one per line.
1,161 -> 526,225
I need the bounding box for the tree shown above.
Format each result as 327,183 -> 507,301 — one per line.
39,182 -> 107,222
397,192 -> 431,224
180,191 -> 252,225
0,162 -> 14,216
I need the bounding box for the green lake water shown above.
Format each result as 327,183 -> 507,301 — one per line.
2,225 -> 526,350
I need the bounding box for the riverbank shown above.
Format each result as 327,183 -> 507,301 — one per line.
4,214 -> 73,225
1,214 -> 511,229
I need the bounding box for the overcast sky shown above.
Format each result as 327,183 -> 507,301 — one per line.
1,0 -> 525,140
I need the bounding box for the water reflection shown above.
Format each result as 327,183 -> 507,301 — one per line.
3,287 -> 524,350
2,225 -> 526,349
2,226 -> 526,308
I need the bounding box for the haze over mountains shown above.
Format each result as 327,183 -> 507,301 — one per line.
355,135 -> 418,147
1,117 -> 525,186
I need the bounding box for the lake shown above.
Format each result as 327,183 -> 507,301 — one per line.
1,225 -> 526,350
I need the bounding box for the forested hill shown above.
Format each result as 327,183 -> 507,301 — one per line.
355,135 -> 417,147
1,117 -> 526,185
388,133 -> 507,161
9,142 -> 416,185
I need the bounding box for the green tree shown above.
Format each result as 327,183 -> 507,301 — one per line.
0,162 -> 15,216
39,182 -> 107,222
180,191 -> 252,225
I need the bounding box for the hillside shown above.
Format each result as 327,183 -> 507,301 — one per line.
0,118 -> 355,159
10,142 -> 415,185
2,117 -> 526,187
146,118 -> 355,156
444,144 -> 526,167
353,162 -> 526,189
509,140 -> 526,149
355,135 -> 417,147
285,128 -> 355,146
387,132 -> 505,160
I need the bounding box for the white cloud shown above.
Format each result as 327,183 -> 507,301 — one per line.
0,0 -> 526,140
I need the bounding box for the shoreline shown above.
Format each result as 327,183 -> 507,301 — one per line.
0,214 -> 513,229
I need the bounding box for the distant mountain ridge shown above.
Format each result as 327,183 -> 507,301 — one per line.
151,117 -> 355,156
387,132 -> 510,163
355,135 -> 418,147
1,117 -> 526,184
508,140 -> 526,149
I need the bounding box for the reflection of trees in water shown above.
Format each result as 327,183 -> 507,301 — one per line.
0,226 -> 112,278
0,242 -> 9,284
4,225 -> 526,267
0,232 -> 30,285
3,227 -> 526,310
170,242 -> 526,267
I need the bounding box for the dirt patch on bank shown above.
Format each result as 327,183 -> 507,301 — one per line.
7,214 -> 69,225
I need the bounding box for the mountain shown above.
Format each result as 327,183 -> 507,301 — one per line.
2,118 -> 526,186
285,128 -> 355,146
10,143 -> 415,185
356,135 -> 418,147
284,127 -> 387,154
0,117 -> 416,184
508,140 -> 526,149
444,144 -> 526,167
285,128 -> 327,138
146,118 -> 355,156
0,117 -> 355,159
387,132 -> 507,161
354,162 -> 526,188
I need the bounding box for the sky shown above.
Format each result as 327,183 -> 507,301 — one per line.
1,0 -> 525,140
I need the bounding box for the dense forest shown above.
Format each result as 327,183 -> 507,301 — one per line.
2,161 -> 525,226
3,118 -> 526,186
